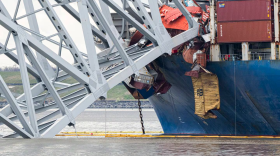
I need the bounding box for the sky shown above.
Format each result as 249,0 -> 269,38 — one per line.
0,0 -> 149,67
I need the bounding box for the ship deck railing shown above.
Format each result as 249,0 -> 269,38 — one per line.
250,52 -> 279,60
219,54 -> 240,61
217,53 -> 279,61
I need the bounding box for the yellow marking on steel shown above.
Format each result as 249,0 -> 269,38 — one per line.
56,132 -> 280,139
60,131 -> 163,134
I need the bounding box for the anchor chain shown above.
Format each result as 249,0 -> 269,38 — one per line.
138,98 -> 145,134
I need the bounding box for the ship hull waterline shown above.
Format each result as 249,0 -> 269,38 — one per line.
149,55 -> 280,136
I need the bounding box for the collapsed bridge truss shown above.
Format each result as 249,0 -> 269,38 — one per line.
0,0 -> 199,138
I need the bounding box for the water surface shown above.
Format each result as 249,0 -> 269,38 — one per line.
0,109 -> 279,155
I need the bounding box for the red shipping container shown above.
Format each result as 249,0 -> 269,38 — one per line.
217,21 -> 273,43
217,0 -> 272,22
196,53 -> 206,67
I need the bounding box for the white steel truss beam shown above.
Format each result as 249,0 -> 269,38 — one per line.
102,0 -> 157,43
19,26 -> 69,50
97,0 -> 125,47
23,44 -> 75,123
54,0 -> 109,47
87,0 -> 134,68
122,0 -> 143,24
37,0 -> 94,79
0,114 -> 32,138
31,83 -> 83,102
16,82 -> 45,101
130,0 -> 156,35
3,94 -> 85,138
0,2 -> 40,80
37,96 -> 84,126
77,0 -> 103,84
16,1 -> 77,21
130,0 -> 173,54
14,35 -> 39,137
0,76 -> 34,136
0,43 -> 41,79
22,0 -> 55,79
0,0 -> 200,138
41,94 -> 95,137
86,1 -> 115,48
41,25 -> 199,137
173,0 -> 196,28
2,93 -> 86,126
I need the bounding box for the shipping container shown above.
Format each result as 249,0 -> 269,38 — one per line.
217,0 -> 272,22
217,21 -> 273,43
197,53 -> 206,67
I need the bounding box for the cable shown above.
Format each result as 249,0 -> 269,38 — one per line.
103,98 -> 108,136
74,125 -> 78,138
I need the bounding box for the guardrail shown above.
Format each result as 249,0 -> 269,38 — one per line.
217,53 -> 279,61
219,54 -> 240,61
250,52 -> 279,60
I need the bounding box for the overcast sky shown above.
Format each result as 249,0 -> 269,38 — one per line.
0,0 -> 149,67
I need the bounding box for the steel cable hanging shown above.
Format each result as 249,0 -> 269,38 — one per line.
101,98 -> 108,136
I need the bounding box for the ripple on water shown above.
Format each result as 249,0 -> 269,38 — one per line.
0,110 -> 278,155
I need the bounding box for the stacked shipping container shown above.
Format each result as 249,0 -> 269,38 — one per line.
217,0 -> 273,43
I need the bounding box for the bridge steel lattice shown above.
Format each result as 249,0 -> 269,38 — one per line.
0,0 -> 199,138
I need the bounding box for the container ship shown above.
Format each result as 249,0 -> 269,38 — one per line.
1,0 -> 279,138
120,0 -> 280,136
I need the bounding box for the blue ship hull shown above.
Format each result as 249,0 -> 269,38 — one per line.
149,55 -> 280,135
